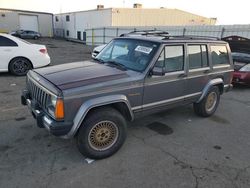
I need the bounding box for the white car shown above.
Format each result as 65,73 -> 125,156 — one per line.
92,44 -> 106,58
0,33 -> 50,76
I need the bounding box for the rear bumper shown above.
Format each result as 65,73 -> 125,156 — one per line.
224,84 -> 233,92
21,90 -> 72,137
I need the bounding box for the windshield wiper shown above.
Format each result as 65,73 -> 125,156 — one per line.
105,60 -> 127,71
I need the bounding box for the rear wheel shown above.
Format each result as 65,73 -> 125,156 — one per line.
34,36 -> 38,40
77,107 -> 127,159
193,86 -> 220,117
9,57 -> 32,76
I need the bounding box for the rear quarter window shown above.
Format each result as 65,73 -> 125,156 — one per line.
0,36 -> 18,47
210,45 -> 229,66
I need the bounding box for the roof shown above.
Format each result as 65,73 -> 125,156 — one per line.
0,8 -> 53,15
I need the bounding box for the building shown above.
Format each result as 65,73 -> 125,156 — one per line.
0,8 -> 53,37
54,4 -> 217,40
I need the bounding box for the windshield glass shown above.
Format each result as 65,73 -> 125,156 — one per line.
96,38 -> 160,72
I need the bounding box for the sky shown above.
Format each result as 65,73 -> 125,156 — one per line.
0,0 -> 249,25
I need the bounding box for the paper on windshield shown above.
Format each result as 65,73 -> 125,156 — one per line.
135,46 -> 153,54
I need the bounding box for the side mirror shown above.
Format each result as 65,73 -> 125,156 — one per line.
151,66 -> 165,76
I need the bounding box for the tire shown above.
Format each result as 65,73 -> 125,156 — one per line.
193,86 -> 220,117
9,57 -> 32,76
77,107 -> 127,159
34,36 -> 38,40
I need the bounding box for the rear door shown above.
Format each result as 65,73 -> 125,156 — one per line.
185,44 -> 211,101
0,36 -> 18,71
143,44 -> 186,112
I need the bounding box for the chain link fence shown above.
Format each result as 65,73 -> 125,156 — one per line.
84,25 -> 250,46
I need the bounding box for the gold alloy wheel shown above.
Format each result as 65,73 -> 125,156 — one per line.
205,92 -> 217,112
88,121 -> 119,151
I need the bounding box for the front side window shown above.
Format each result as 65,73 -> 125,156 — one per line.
0,36 -> 18,47
211,45 -> 229,65
96,39 -> 160,72
188,45 -> 208,69
156,45 -> 184,72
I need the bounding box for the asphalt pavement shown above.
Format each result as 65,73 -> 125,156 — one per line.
0,38 -> 249,188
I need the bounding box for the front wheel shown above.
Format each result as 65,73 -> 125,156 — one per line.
193,86 -> 220,117
77,107 -> 127,159
9,57 -> 32,76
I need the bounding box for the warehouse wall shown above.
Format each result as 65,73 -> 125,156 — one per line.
54,9 -> 111,39
0,11 -> 19,33
54,7 -> 216,40
111,8 -> 216,27
0,9 -> 53,37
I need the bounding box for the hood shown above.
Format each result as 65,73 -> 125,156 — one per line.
34,61 -> 128,90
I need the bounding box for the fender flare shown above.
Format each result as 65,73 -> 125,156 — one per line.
196,78 -> 224,103
65,94 -> 133,138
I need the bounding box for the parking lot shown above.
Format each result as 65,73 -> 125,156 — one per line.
0,38 -> 250,188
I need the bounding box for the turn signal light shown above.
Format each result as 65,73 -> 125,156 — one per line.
55,99 -> 64,119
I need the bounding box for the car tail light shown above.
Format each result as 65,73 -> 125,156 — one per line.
230,71 -> 233,83
39,49 -> 47,54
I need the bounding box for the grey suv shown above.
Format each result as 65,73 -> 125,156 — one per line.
21,31 -> 233,159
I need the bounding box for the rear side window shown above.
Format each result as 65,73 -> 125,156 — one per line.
188,45 -> 208,69
0,36 -> 18,47
211,45 -> 229,65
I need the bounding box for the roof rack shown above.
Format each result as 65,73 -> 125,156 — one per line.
120,30 -> 169,37
120,30 -> 221,41
165,35 -> 221,40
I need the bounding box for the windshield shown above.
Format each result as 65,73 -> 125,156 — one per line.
96,38 -> 160,72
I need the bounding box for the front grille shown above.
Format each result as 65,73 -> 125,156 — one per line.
27,77 -> 50,107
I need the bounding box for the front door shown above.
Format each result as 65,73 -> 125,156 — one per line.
143,44 -> 186,112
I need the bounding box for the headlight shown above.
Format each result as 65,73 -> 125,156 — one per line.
47,95 -> 64,120
239,64 -> 250,72
50,95 -> 57,107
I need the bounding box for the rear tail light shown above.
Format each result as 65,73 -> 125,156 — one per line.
230,71 -> 233,83
39,49 -> 47,54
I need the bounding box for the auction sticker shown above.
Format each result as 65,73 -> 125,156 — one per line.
135,46 -> 153,54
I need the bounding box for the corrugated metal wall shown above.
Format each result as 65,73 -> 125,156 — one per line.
85,25 -> 250,46
111,8 -> 216,26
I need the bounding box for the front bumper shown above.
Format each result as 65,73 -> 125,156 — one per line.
21,90 -> 73,137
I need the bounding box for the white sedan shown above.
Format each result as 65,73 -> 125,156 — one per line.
0,33 -> 50,76
92,44 -> 106,58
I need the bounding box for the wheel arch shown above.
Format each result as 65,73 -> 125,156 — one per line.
65,95 -> 134,138
196,78 -> 224,103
